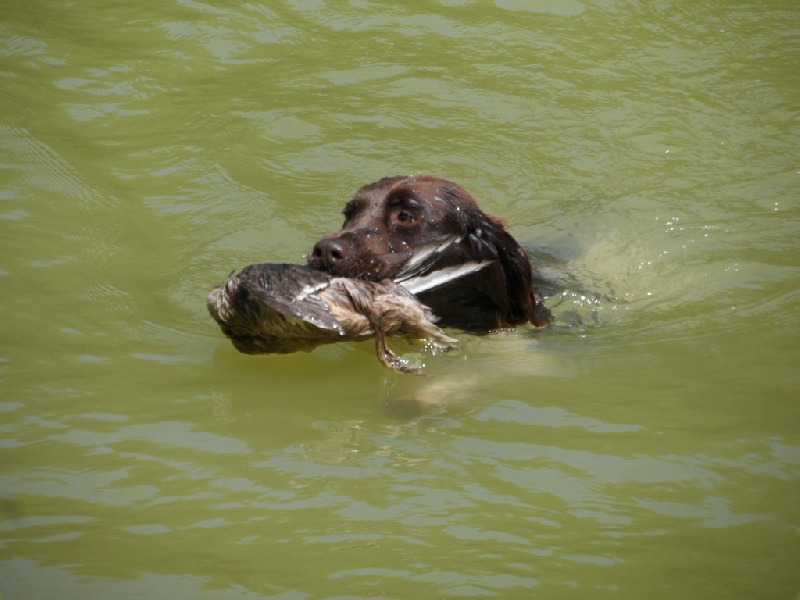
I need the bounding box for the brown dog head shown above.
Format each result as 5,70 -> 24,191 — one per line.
308,176 -> 545,330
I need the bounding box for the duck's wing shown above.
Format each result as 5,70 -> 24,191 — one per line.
398,261 -> 494,295
392,235 -> 463,282
391,235 -> 497,295
236,264 -> 345,333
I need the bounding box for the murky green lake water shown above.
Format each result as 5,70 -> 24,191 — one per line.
1,1 -> 798,598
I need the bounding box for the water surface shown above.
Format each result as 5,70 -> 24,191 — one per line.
1,1 -> 798,598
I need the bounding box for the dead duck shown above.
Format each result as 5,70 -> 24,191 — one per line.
207,263 -> 467,373
208,235 -> 496,372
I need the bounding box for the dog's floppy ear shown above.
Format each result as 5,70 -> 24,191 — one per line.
479,214 -> 541,327
435,185 -> 541,327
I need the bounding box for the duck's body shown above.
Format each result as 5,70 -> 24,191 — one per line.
207,264 -> 458,372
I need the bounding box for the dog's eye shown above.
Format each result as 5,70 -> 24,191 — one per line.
392,210 -> 417,226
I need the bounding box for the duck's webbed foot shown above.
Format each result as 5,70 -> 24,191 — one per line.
372,320 -> 424,374
337,279 -> 429,374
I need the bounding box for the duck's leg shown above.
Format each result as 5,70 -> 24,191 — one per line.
338,279 -> 422,374
370,313 -> 421,374
337,279 -> 422,373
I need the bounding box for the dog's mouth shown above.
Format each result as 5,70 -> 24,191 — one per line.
307,244 -> 412,281
307,234 -> 468,282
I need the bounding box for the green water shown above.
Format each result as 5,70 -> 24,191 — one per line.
1,0 -> 798,598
